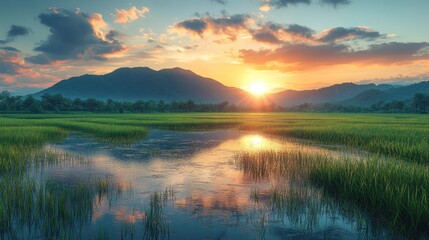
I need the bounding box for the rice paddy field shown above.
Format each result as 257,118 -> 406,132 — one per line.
0,113 -> 428,239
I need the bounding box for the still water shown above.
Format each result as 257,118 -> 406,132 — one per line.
39,129 -> 389,239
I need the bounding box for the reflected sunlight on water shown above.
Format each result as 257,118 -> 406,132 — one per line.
238,134 -> 284,151
36,130 -> 390,239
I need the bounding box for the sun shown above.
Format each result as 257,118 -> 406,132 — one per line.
247,82 -> 267,96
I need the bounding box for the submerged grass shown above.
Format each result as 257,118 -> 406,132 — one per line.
118,188 -> 174,240
142,189 -> 172,240
235,149 -> 429,237
311,157 -> 429,236
0,116 -> 130,239
238,113 -> 429,164
0,175 -> 125,239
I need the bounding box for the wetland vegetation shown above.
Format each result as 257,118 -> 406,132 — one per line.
0,113 -> 428,239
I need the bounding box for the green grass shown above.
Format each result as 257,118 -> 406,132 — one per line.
0,175 -> 125,239
0,112 -> 428,238
143,189 -> 173,240
2,112 -> 427,162
235,149 -> 429,237
0,127 -> 67,174
311,157 -> 429,235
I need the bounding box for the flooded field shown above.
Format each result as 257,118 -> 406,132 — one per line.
1,113 -> 428,239
28,129 -> 387,239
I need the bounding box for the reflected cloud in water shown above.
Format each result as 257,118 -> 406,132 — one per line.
39,129 -> 393,239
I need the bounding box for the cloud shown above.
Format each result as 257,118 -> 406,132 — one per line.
252,22 -> 315,44
0,50 -> 26,75
7,25 -> 31,38
270,0 -> 311,8
0,25 -> 31,44
253,22 -> 386,45
173,14 -> 252,40
259,3 -> 271,12
173,14 -> 383,45
251,23 -> 383,45
239,42 -> 429,71
0,47 -> 21,52
268,0 -> 350,8
0,47 -> 65,91
0,46 -> 57,91
318,26 -> 383,42
320,0 -> 350,7
175,19 -> 208,36
26,8 -> 126,65
211,0 -> 226,4
114,6 -> 149,24
357,73 -> 429,85
357,42 -> 429,64
89,13 -> 109,37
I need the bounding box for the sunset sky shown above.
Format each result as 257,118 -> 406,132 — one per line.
1,0 -> 429,94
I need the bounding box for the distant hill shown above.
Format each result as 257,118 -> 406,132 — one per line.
342,81 -> 429,106
34,67 -> 429,107
268,82 -> 394,106
34,67 -> 248,103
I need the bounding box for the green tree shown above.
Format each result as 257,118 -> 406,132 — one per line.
22,95 -> 43,113
412,93 -> 427,113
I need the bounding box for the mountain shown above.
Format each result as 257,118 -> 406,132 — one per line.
34,66 -> 429,107
268,82 -> 395,106
342,81 -> 429,106
34,67 -> 248,103
342,89 -> 393,106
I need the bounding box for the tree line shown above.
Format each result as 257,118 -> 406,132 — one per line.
0,91 -> 244,113
0,91 -> 428,113
288,93 -> 429,113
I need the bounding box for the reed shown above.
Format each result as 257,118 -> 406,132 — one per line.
235,149 -> 429,237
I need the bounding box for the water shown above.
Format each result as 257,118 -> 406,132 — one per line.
37,129 -> 388,239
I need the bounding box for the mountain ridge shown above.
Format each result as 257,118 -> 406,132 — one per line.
34,67 -> 248,103
34,67 -> 429,107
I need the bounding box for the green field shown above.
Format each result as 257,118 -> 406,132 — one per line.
0,113 -> 428,238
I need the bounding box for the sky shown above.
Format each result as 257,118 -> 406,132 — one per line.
1,0 -> 429,94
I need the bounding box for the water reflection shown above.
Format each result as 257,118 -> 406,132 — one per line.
35,130 -> 394,239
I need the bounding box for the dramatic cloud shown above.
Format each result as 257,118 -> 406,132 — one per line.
1,46 -> 72,91
0,50 -> 25,75
174,14 -> 317,43
89,13 -> 109,37
174,13 -> 383,46
174,14 -> 252,40
26,8 -> 126,65
358,42 -> 429,64
252,22 -> 315,44
318,27 -> 383,42
239,42 -> 429,71
0,44 -> 56,91
251,23 -> 382,45
114,6 -> 149,24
